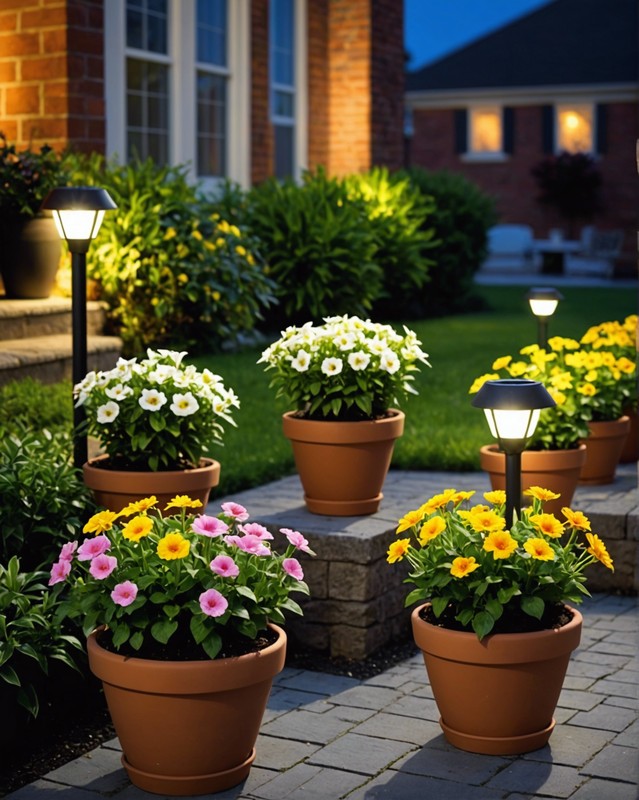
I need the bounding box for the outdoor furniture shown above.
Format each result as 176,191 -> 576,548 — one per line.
564,228 -> 624,278
481,224 -> 541,272
534,237 -> 582,275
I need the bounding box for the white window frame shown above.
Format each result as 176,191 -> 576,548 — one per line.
104,0 -> 250,189
555,103 -> 595,155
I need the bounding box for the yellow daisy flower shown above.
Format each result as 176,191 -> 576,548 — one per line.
523,486 -> 561,502
396,508 -> 425,534
450,556 -> 480,578
157,532 -> 190,560
483,530 -> 518,559
122,515 -> 153,542
585,533 -> 614,571
469,509 -> 506,533
529,513 -> 564,538
387,538 -> 411,564
562,508 -> 591,531
419,516 -> 446,545
524,537 -> 555,561
165,495 -> 203,510
483,490 -> 506,506
83,509 -> 119,535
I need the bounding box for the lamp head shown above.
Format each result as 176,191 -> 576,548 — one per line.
472,378 -> 555,454
526,287 -> 564,318
41,187 -> 117,253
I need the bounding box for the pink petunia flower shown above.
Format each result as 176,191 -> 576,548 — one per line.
210,554 -> 240,578
199,588 -> 228,617
241,522 -> 273,540
48,560 -> 71,586
280,528 -> 314,555
89,554 -> 118,580
234,534 -> 271,556
58,541 -> 78,562
282,558 -> 304,581
77,534 -> 111,561
111,581 -> 138,607
220,501 -> 249,522
192,515 -> 229,537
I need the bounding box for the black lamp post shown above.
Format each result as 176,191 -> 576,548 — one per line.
40,187 -> 117,469
472,379 -> 555,527
526,287 -> 563,349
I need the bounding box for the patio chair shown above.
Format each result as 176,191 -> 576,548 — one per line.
564,228 -> 624,278
481,224 -> 541,272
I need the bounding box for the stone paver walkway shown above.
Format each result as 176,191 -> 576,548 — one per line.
5,592 -> 637,800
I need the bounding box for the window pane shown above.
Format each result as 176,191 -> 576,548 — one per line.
197,0 -> 227,66
274,124 -> 294,179
557,105 -> 593,153
271,0 -> 294,86
127,58 -> 170,164
470,108 -> 501,152
197,72 -> 226,176
273,89 -> 294,119
127,9 -> 143,49
127,0 -> 167,54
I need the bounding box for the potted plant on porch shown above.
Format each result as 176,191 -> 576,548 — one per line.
0,134 -> 70,298
76,348 -> 239,511
49,495 -> 314,795
258,314 -> 431,515
387,485 -> 614,755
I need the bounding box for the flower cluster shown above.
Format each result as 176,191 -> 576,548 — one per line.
50,495 -> 314,659
470,328 -> 636,449
580,315 -> 637,414
387,486 -> 613,639
258,315 -> 431,420
75,349 -> 239,471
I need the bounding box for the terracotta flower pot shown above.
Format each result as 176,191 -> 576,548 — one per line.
87,624 -> 286,796
411,603 -> 582,755
282,410 -> 405,516
82,455 -> 220,513
619,408 -> 638,463
479,444 -> 587,515
579,416 -> 631,485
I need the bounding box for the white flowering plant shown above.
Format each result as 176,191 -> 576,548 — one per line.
75,349 -> 239,471
258,315 -> 431,420
50,495 -> 314,659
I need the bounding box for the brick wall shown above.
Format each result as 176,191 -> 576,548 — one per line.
0,0 -> 105,153
370,0 -> 403,170
250,0 -> 272,185
307,0 -> 329,170
409,102 -> 638,263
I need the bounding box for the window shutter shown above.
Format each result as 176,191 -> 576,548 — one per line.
541,105 -> 554,153
595,104 -> 607,154
503,107 -> 514,154
454,109 -> 467,154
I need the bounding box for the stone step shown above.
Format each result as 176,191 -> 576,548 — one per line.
0,297 -> 109,340
0,332 -> 122,386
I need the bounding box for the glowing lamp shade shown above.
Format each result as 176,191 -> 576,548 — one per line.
526,287 -> 563,318
472,379 -> 555,451
41,187 -> 117,253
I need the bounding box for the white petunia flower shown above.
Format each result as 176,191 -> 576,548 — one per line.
97,401 -> 120,424
379,350 -> 401,374
170,392 -> 199,417
336,333 -> 356,350
106,383 -> 133,401
139,389 -> 167,411
291,350 -> 311,372
348,351 -> 371,371
321,357 -> 343,376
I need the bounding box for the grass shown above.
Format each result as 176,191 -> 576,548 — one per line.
1,285 -> 634,499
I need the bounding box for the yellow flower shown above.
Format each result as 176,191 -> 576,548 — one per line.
419,515 -> 446,545
549,371 -> 572,391
83,510 -> 119,535
191,229 -> 203,240
524,537 -> 555,561
450,556 -> 480,578
469,373 -> 499,394
548,388 -> 567,406
420,489 -> 457,515
492,356 -> 512,370
157,532 -> 190,560
562,507 -> 591,531
520,344 -> 540,355
165,495 -> 203,510
396,508 -> 425,534
529,513 -> 564,538
585,369 -> 598,382
178,273 -> 189,284
122,515 -> 153,542
616,357 -> 635,374
483,530 -> 518,559
387,538 -> 411,564
524,486 -> 561,502
163,227 -> 177,240
547,336 -> 567,352
469,509 -> 506,533
452,490 -> 476,504
507,361 -> 528,377
235,245 -> 247,257
212,290 -> 221,302
483,490 -> 506,506
577,382 -> 597,396
585,533 -> 614,571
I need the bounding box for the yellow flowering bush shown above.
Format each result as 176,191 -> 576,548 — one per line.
387,486 -> 614,639
51,495 -> 314,659
580,315 -> 637,414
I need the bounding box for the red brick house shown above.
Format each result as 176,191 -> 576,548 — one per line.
405,0 -> 638,268
0,0 -> 404,187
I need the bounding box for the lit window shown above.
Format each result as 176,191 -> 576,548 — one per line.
557,105 -> 593,153
470,107 -> 502,153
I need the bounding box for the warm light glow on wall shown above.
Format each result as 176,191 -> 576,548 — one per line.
557,105 -> 593,153
470,107 -> 502,152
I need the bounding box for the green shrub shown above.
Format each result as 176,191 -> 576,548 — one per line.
0,378 -> 71,438
0,557 -> 82,719
68,154 -> 276,355
245,168 -> 382,327
403,169 -> 498,316
0,429 -> 93,569
345,167 -> 436,318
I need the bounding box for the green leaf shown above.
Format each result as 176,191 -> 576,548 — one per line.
521,596 -> 545,620
236,585 -> 257,603
201,633 -> 222,659
431,596 -> 449,617
189,615 -> 209,645
472,612 -> 495,640
129,632 -> 144,651
404,588 -> 425,608
151,619 -> 178,644
0,664 -> 20,687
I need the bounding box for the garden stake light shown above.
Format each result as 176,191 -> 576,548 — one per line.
526,287 -> 563,349
472,379 -> 555,527
41,187 -> 117,468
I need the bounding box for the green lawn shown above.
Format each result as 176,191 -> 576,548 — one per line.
193,284 -> 636,498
